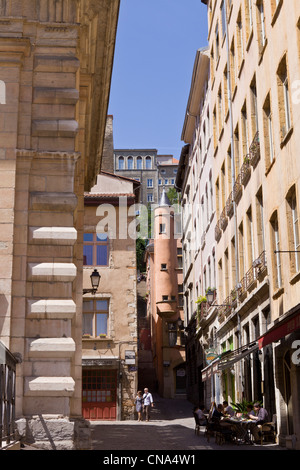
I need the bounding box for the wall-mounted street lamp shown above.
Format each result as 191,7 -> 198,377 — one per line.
206,289 -> 231,307
177,317 -> 184,330
83,269 -> 101,295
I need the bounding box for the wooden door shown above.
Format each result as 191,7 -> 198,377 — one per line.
82,369 -> 117,420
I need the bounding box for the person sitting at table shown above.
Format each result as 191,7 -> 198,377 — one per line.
212,404 -> 225,421
248,402 -> 269,443
245,404 -> 256,419
194,405 -> 207,425
223,400 -> 235,417
208,401 -> 217,421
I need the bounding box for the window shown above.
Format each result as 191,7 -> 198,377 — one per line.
158,179 -> 162,185
215,22 -> 220,62
221,0 -> 227,39
236,10 -> 244,70
83,299 -> 109,337
250,76 -> 258,135
270,212 -> 282,289
263,93 -> 275,168
164,179 -> 169,186
145,156 -> 152,169
168,322 -> 177,347
118,156 -> 124,170
147,193 -> 153,203
159,223 -> 166,234
246,206 -> 255,267
137,156 -> 142,169
286,186 -> 300,275
241,101 -> 249,156
83,233 -> 109,266
256,0 -> 266,52
238,221 -> 245,278
230,38 -> 236,94
277,55 -> 292,139
256,188 -> 265,255
147,178 -> 153,188
127,156 -> 133,170
245,0 -> 253,42
161,263 -> 167,270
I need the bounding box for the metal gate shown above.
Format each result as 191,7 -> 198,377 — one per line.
82,369 -> 117,421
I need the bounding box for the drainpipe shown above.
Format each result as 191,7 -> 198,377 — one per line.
224,0 -> 242,401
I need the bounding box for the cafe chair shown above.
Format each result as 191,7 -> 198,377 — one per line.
205,420 -> 216,442
193,413 -> 201,435
259,415 -> 277,445
193,413 -> 207,436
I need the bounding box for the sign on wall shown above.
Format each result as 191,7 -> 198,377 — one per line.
0,80 -> 6,104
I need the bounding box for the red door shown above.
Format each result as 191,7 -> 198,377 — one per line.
82,369 -> 117,420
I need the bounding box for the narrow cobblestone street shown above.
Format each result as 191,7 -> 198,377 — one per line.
90,394 -> 284,451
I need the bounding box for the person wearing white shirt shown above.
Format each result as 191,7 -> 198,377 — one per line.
143,388 -> 154,421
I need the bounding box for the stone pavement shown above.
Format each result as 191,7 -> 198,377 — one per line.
90,393 -> 284,451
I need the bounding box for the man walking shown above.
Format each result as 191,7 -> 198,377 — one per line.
143,388 -> 154,422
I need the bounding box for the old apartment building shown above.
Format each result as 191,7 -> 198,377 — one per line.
196,0 -> 300,449
82,170 -> 139,422
0,0 -> 120,449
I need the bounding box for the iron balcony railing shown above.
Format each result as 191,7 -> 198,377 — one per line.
218,251 -> 267,323
0,341 -> 17,449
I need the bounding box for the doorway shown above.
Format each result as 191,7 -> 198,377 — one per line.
82,369 -> 117,420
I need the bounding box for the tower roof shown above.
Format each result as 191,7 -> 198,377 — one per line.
159,188 -> 171,207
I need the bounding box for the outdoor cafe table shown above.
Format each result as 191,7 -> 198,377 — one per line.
220,417 -> 253,444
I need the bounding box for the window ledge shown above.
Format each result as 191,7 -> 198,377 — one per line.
290,271 -> 300,285
271,0 -> 283,26
82,336 -> 111,341
265,157 -> 276,176
258,39 -> 268,66
238,59 -> 245,79
280,126 -> 293,148
246,29 -> 254,52
272,286 -> 284,300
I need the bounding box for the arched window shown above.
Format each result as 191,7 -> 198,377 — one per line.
145,156 -> 152,169
137,156 -> 142,170
127,156 -> 133,170
118,156 -> 124,170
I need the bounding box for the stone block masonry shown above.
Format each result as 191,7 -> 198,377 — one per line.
0,0 -> 120,450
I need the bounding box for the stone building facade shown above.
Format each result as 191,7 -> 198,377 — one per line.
0,0 -> 120,449
176,47 -> 220,409
82,171 -> 139,421
114,149 -> 159,206
198,0 -> 300,449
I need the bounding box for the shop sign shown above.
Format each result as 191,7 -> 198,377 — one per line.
125,350 -> 136,365
205,348 -> 219,364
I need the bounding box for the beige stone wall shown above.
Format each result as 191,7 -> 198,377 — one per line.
0,0 -> 119,449
82,195 -> 138,420
203,0 -> 300,446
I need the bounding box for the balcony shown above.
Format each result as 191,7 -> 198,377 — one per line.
226,192 -> 234,218
220,207 -> 228,231
240,157 -> 251,186
249,131 -> 260,168
233,174 -> 242,203
218,251 -> 267,324
215,220 -> 222,242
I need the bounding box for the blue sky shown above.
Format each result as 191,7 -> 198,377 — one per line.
108,0 -> 208,159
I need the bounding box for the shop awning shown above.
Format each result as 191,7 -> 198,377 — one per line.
201,359 -> 219,382
258,308 -> 300,349
218,341 -> 258,371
